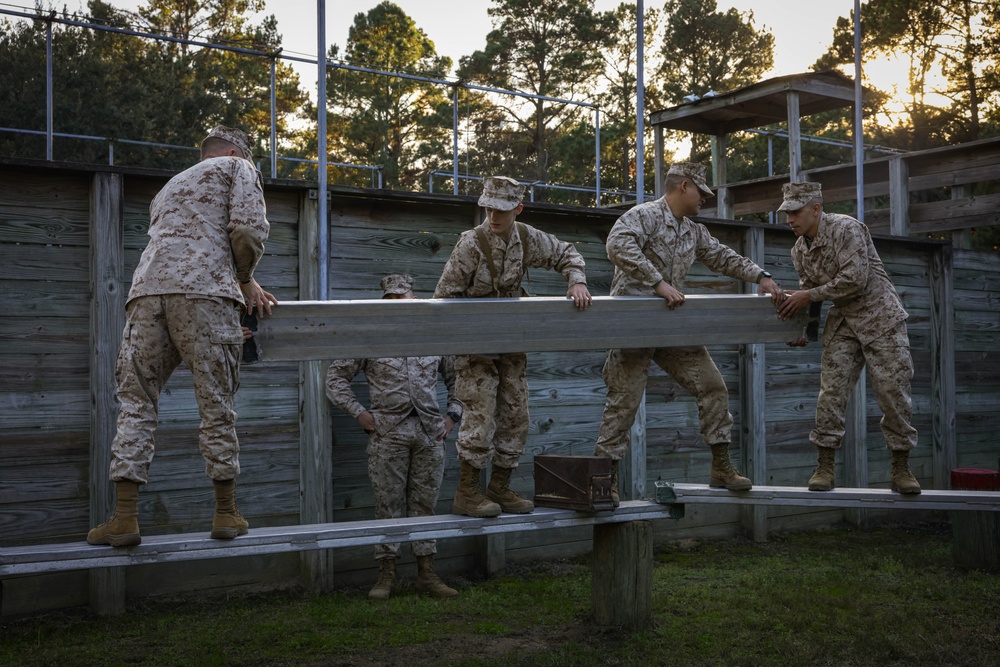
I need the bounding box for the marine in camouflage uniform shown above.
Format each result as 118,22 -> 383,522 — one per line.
88,126 -> 277,548
434,176 -> 592,517
595,163 -> 782,502
775,181 -> 921,494
326,274 -> 462,599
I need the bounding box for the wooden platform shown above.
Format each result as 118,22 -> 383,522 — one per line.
0,501 -> 684,578
254,294 -> 803,361
655,482 -> 1000,512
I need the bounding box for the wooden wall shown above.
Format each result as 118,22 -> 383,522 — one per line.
1,158 -> 995,617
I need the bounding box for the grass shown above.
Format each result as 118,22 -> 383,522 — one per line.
2,522 -> 998,667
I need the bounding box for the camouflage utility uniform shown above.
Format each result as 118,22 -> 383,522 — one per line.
326,355 -> 461,560
792,212 -> 917,452
595,198 -> 766,460
111,154 -> 269,483
433,221 -> 587,469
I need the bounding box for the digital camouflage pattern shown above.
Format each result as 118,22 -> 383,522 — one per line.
778,181 -> 823,212
478,175 -> 525,211
666,161 -> 715,197
596,199 -> 765,459
433,220 -> 587,300
111,153 -> 269,484
326,355 -> 460,560
111,295 -> 244,483
792,213 -> 916,451
605,198 -> 762,297
434,220 -> 587,469
452,353 -> 529,469
791,212 -> 908,347
595,346 -> 733,460
129,156 -> 269,304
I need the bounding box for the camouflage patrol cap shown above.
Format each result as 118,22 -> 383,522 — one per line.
777,181 -> 823,212
203,125 -> 253,159
380,273 -> 414,297
478,175 -> 525,211
667,162 -> 714,197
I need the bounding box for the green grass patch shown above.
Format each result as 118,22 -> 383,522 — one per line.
2,524 -> 997,666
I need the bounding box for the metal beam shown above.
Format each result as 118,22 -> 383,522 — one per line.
656,482 -> 1000,512
255,294 -> 804,362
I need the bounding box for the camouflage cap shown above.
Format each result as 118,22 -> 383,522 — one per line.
478,175 -> 525,211
777,181 -> 823,212
380,273 -> 414,297
667,162 -> 715,197
203,125 -> 253,159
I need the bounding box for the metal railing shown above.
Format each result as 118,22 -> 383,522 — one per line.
1,6 -> 604,197
428,171 -> 645,206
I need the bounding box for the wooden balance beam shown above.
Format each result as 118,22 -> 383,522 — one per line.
254,294 -> 804,361
0,502 -> 683,578
655,482 -> 1000,511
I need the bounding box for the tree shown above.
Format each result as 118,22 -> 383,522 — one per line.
458,0 -> 608,187
320,1 -> 453,190
656,0 -> 774,162
0,0 -> 307,170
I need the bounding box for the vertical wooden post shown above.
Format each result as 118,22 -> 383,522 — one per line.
950,185 -> 972,249
620,398 -> 647,502
930,246 -> 956,489
786,92 -> 802,181
711,134 -> 732,219
843,372 -> 868,528
888,156 -> 910,237
592,521 -> 652,628
299,191 -> 335,591
740,226 -> 767,541
654,126 -> 664,199
88,172 -> 126,615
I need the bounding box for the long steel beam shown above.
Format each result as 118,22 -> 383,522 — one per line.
255,294 -> 801,361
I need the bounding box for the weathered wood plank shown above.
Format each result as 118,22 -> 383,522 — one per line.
255,295 -> 805,362
656,482 -> 1000,511
0,501 -> 684,576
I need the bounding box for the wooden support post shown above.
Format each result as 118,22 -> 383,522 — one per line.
888,156 -> 910,237
478,534 -> 506,579
786,92 -> 802,181
592,521 -> 652,628
298,192 -> 335,592
620,397 -> 646,502
711,134 -> 732,219
930,246 -> 957,489
654,126 -> 664,199
740,226 -> 768,541
950,185 -> 972,249
843,372 -> 868,528
88,172 -> 127,615
951,469 -> 1000,572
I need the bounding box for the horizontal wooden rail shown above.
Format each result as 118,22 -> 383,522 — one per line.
254,295 -> 803,361
655,483 -> 1000,512
0,502 -> 684,577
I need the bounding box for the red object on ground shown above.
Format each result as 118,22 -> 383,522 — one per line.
950,468 -> 1000,491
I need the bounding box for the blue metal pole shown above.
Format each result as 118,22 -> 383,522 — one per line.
635,0 -> 645,204
453,85 -> 459,195
46,16 -> 53,161
595,108 -> 601,206
854,0 -> 864,222
270,51 -> 279,178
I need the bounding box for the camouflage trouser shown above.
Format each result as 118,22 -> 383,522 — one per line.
812,320 -> 917,451
368,414 -> 445,560
595,346 -> 733,460
110,294 -> 244,484
454,353 -> 529,470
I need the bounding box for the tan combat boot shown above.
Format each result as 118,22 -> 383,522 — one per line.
87,480 -> 141,547
609,459 -> 620,508
890,450 -> 922,495
708,444 -> 752,491
211,478 -> 249,539
487,465 -> 534,514
414,555 -> 458,598
368,559 -> 395,600
808,446 -> 836,491
453,460 -> 501,517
